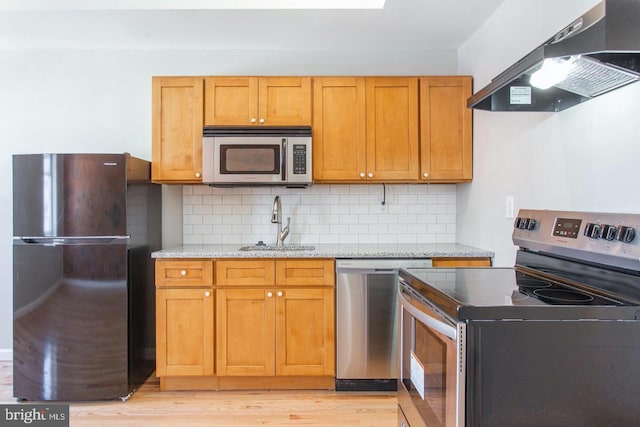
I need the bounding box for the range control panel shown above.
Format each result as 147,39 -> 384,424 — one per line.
512,209 -> 640,271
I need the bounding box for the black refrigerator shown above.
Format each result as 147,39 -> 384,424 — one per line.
12,153 -> 161,401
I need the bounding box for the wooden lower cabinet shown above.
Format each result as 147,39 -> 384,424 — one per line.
216,288 -> 276,376
157,258 -> 336,391
276,287 -> 335,376
217,259 -> 336,379
156,288 -> 214,377
432,257 -> 492,267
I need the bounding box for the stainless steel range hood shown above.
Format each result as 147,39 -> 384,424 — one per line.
468,0 -> 640,112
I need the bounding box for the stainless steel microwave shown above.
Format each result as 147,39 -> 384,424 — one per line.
202,126 -> 312,186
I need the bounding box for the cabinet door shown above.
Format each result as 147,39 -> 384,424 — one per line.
156,288 -> 214,377
151,77 -> 204,183
216,289 -> 276,376
312,77 -> 366,181
420,76 -> 473,182
275,288 -> 335,376
259,77 -> 312,126
365,77 -> 419,181
204,77 -> 258,125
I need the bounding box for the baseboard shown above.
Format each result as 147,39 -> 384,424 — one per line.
0,349 -> 12,361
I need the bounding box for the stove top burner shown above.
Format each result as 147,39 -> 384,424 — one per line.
532,288 -> 595,304
516,279 -> 553,289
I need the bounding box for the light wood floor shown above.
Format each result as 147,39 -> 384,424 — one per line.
0,362 -> 397,426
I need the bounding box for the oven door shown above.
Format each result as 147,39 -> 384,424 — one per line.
204,136 -> 285,184
398,281 -> 465,427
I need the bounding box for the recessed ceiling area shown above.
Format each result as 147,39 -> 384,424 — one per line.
0,0 -> 505,50
0,0 -> 387,10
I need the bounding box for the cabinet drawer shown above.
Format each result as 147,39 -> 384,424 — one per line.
276,259 -> 335,287
216,260 -> 275,287
155,260 -> 214,287
431,257 -> 492,267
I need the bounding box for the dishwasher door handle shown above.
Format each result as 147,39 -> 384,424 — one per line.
336,268 -> 397,275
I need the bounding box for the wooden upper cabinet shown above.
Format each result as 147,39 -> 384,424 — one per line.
366,77 -> 419,182
420,76 -> 473,182
204,77 -> 311,126
313,77 -> 419,183
151,77 -> 204,183
204,77 -> 257,125
312,77 -> 366,181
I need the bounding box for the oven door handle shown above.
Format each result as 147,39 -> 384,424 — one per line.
398,284 -> 457,340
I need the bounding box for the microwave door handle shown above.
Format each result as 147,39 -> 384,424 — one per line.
281,138 -> 287,181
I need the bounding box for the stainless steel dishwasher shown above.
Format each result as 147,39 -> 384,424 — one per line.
335,258 -> 432,391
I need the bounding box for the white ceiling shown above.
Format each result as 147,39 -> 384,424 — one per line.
0,0 -> 505,50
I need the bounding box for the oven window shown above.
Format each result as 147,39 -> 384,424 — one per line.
401,306 -> 457,426
220,145 -> 280,174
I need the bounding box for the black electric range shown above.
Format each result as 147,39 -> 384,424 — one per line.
401,209 -> 640,322
398,209 -> 640,427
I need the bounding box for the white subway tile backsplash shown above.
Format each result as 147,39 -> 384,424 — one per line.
182,184 -> 456,245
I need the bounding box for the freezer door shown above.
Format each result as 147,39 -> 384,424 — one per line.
13,242 -> 129,401
13,154 -> 127,237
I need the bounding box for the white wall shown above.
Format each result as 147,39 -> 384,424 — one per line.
0,48 -> 457,354
457,0 -> 640,266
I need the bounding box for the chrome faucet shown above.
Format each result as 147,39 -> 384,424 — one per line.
271,196 -> 290,247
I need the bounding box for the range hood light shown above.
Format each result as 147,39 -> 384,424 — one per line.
530,56 -> 578,90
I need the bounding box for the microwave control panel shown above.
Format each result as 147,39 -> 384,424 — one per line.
292,144 -> 307,174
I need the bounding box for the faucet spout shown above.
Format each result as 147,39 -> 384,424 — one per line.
271,196 -> 290,247
271,196 -> 281,224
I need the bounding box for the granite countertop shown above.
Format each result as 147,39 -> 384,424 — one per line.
152,243 -> 494,259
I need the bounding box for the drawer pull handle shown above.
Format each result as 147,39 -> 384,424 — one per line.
205,291 -> 211,297
277,291 -> 283,297
267,291 -> 273,298
180,270 -> 187,276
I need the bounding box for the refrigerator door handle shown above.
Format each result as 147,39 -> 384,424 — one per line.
14,236 -> 130,246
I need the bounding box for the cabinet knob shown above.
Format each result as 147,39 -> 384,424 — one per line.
204,291 -> 211,297
359,172 -> 365,178
267,291 -> 273,298
277,291 -> 283,297
180,270 -> 187,276
195,172 -> 201,178
250,118 -> 257,124
423,172 -> 429,178
259,118 -> 265,124
368,172 -> 374,178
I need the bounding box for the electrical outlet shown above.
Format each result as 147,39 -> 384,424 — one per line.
505,196 -> 514,219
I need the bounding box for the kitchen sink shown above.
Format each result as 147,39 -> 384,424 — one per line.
239,244 -> 316,251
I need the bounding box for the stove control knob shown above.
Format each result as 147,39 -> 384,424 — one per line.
617,226 -> 636,243
584,223 -> 602,239
601,224 -> 617,241
525,218 -> 537,230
